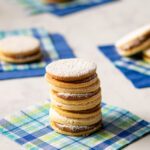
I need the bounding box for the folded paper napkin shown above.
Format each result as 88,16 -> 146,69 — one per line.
98,45 -> 150,88
0,100 -> 149,150
16,0 -> 114,16
0,28 -> 75,80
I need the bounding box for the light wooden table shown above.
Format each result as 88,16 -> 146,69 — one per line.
0,0 -> 149,149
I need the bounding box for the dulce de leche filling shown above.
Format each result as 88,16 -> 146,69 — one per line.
121,31 -> 150,51
55,88 -> 100,100
53,120 -> 102,133
48,73 -> 97,84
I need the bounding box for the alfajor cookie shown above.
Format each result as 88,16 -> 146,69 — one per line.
45,73 -> 98,89
143,48 -> 150,63
50,121 -> 102,136
116,25 -> 150,56
46,58 -> 97,81
0,36 -> 42,63
45,58 -> 102,136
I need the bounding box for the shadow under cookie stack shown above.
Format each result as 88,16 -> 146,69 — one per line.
45,58 -> 102,136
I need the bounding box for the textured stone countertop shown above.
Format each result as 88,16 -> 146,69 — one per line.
0,0 -> 149,149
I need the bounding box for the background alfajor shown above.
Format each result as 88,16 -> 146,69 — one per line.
116,24 -> 150,56
0,36 -> 42,63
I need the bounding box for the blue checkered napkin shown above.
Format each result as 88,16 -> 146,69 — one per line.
98,45 -> 150,88
0,28 -> 75,80
0,101 -> 149,150
17,0 -> 114,16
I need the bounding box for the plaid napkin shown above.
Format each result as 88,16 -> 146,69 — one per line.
0,100 -> 149,150
98,45 -> 150,88
0,28 -> 75,80
16,0 -> 114,16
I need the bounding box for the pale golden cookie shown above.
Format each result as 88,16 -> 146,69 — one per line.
50,89 -> 101,105
45,73 -> 98,89
51,104 -> 101,119
49,80 -> 100,94
46,58 -> 97,81
0,36 -> 41,63
51,96 -> 101,111
50,121 -> 102,136
116,25 -> 150,56
50,108 -> 102,126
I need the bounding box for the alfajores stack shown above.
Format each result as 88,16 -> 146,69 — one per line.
45,58 -> 102,136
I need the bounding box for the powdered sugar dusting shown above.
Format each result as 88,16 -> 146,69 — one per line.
56,122 -> 93,131
0,36 -> 40,54
57,92 -> 96,99
46,58 -> 96,78
116,24 -> 150,46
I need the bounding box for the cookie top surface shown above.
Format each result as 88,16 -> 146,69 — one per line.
116,24 -> 150,46
46,58 -> 97,81
0,36 -> 40,55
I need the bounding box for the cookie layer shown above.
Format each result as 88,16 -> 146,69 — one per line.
0,36 -> 40,56
51,104 -> 101,119
50,89 -> 101,105
50,108 -> 102,126
51,97 -> 101,111
116,25 -> 150,56
46,58 -> 97,81
45,73 -> 98,89
0,51 -> 42,63
49,79 -> 100,94
50,120 -> 102,136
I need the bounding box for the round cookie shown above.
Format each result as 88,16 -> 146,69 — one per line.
0,36 -> 41,63
116,24 -> 150,56
50,121 -> 102,136
143,48 -> 150,63
51,104 -> 101,119
49,80 -> 100,94
51,97 -> 101,111
45,73 -> 98,89
50,108 -> 102,126
46,58 -> 97,81
50,89 -> 101,106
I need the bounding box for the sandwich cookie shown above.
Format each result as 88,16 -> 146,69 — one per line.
46,58 -> 97,81
50,120 -> 102,136
50,89 -> 101,104
50,108 -> 102,126
116,25 -> 150,56
49,79 -> 100,94
143,48 -> 150,63
45,73 -> 98,89
50,91 -> 101,111
45,58 -> 102,136
0,36 -> 42,63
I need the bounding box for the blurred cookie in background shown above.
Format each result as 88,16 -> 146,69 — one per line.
0,36 -> 42,63
116,24 -> 150,57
